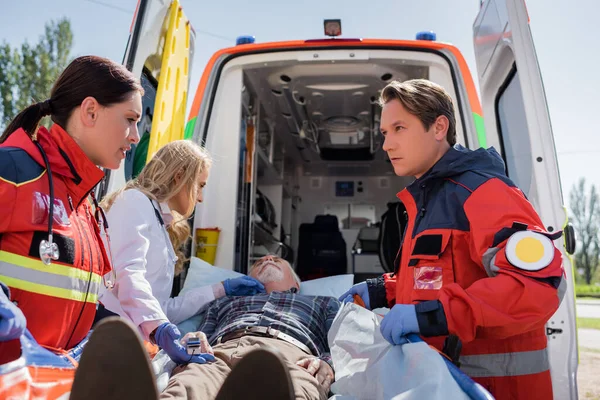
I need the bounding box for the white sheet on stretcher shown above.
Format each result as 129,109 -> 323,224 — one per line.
327,302 -> 469,400
152,350 -> 176,393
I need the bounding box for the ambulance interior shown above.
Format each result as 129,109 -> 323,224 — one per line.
202,50 -> 471,281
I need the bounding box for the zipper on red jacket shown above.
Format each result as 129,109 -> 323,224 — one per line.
397,191 -> 419,304
85,205 -> 103,279
64,194 -> 93,349
67,195 -> 85,268
393,210 -> 409,275
76,187 -> 97,209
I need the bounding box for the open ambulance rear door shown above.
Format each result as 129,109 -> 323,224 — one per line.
473,0 -> 578,398
99,0 -> 195,198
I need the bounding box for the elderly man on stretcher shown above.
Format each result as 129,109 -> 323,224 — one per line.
156,254 -> 339,400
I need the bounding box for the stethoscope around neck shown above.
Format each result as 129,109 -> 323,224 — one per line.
34,140 -> 116,289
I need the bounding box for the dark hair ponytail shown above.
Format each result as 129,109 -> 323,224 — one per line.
0,55 -> 143,143
0,100 -> 53,143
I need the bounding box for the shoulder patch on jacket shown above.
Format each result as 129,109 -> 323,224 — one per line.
505,231 -> 555,271
0,147 -> 45,185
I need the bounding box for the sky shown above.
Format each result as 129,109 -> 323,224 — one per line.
1,0 -> 599,210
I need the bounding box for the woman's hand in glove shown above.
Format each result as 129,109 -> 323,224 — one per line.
154,322 -> 216,365
0,284 -> 26,341
223,276 -> 265,296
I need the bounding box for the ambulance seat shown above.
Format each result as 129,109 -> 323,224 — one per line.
296,215 -> 347,280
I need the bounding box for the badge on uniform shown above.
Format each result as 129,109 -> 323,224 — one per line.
32,192 -> 70,226
505,231 -> 554,271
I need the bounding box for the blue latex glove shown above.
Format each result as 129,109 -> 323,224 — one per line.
0,285 -> 26,341
223,276 -> 265,296
380,304 -> 420,345
338,282 -> 371,310
154,322 -> 216,365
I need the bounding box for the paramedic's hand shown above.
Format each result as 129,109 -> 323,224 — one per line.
338,282 -> 370,309
297,357 -> 334,393
223,276 -> 265,296
154,322 -> 216,365
0,285 -> 26,341
380,304 -> 419,345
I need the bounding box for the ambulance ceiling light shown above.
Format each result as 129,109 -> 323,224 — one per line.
306,83 -> 368,91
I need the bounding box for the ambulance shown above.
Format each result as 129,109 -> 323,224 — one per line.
99,0 -> 580,398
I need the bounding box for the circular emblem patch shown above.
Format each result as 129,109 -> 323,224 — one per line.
505,231 -> 554,271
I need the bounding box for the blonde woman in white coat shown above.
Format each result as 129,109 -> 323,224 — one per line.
97,140 -> 264,364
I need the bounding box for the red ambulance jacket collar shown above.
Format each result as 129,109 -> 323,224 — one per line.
1,124 -> 105,206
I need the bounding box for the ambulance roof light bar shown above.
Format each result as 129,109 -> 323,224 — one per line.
416,31 -> 437,41
236,35 -> 256,45
324,19 -> 342,38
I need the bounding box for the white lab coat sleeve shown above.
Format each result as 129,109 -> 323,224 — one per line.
105,190 -> 169,333
160,285 -> 217,325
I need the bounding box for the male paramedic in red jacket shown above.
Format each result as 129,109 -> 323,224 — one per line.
340,79 -> 565,400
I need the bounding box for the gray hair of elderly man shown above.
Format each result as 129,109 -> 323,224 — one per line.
249,255 -> 301,287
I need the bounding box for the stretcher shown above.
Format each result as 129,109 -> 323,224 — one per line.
2,326 -> 495,399
0,330 -> 85,399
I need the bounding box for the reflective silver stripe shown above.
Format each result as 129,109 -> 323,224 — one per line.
557,275 -> 567,303
0,261 -> 100,298
460,349 -> 550,378
481,247 -> 501,277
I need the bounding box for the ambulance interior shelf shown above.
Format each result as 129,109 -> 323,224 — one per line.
250,111 -> 295,266
251,214 -> 292,263
252,212 -> 277,244
251,179 -> 294,264
255,145 -> 293,198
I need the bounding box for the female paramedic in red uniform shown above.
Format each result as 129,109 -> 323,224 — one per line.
0,55 -> 143,364
340,79 -> 565,400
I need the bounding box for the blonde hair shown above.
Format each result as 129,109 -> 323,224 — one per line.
102,140 -> 212,275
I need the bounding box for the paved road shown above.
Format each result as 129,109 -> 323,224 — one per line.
575,300 -> 600,350
577,299 -> 600,319
579,328 -> 600,350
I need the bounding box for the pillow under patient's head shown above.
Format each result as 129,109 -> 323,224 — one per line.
182,257 -> 353,299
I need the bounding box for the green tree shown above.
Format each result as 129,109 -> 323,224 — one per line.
570,177 -> 600,285
0,18 -> 73,128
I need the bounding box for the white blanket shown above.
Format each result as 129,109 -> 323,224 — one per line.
152,350 -> 176,393
327,303 -> 470,400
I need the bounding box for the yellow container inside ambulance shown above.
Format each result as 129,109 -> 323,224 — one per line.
100,0 -> 580,398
